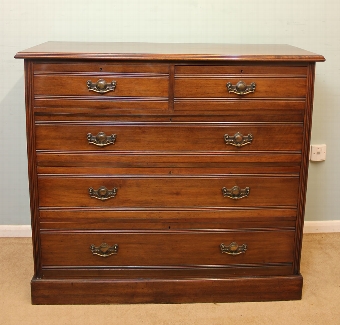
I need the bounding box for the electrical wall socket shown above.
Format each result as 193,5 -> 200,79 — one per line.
310,144 -> 326,161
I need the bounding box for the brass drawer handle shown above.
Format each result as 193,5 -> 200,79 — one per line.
224,132 -> 253,147
226,81 -> 256,95
222,186 -> 250,200
90,243 -> 119,257
87,79 -> 117,94
220,242 -> 247,255
89,186 -> 118,201
87,132 -> 117,147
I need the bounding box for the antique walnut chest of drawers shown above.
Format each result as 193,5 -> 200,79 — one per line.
15,42 -> 324,304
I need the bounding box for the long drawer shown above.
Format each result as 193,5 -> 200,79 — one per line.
35,122 -> 303,152
39,209 -> 297,230
37,175 -> 299,208
40,230 -> 295,267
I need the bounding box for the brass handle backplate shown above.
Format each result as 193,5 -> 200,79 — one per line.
89,186 -> 118,201
87,79 -> 117,94
90,243 -> 119,257
222,186 -> 250,200
220,242 -> 247,255
87,132 -> 117,147
224,132 -> 253,147
226,81 -> 256,95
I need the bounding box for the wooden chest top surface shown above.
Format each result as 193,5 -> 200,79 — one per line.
15,42 -> 325,62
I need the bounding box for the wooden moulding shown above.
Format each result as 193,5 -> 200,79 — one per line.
31,275 -> 303,304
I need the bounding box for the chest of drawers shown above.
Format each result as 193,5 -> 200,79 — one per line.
15,42 -> 324,304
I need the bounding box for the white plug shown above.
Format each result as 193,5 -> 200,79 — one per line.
310,144 -> 326,161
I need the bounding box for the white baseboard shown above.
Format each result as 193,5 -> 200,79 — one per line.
0,221 -> 340,237
303,220 -> 340,233
0,225 -> 31,237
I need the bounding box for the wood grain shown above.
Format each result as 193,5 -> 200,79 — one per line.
40,230 -> 294,266
15,42 -> 323,304
15,42 -> 325,62
31,275 -> 303,304
35,122 -> 303,152
34,75 -> 169,97
37,175 -> 299,208
175,77 -> 307,98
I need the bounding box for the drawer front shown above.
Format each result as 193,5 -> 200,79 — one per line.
35,123 -> 303,152
175,65 -> 307,99
40,230 -> 295,267
38,175 -> 299,208
39,209 -> 297,230
34,75 -> 169,97
36,152 -> 302,168
174,77 -> 306,98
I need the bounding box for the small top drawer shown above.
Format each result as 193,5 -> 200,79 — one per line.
174,65 -> 307,99
33,63 -> 169,98
34,75 -> 169,98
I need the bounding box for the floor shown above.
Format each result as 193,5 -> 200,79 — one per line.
1,233 -> 339,324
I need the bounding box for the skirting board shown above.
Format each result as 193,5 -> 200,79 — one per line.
1,221 -> 340,237
0,225 -> 32,237
303,221 -> 340,233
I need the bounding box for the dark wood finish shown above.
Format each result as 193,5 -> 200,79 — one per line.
34,98 -> 169,111
34,75 -> 169,97
37,174 -> 299,208
31,276 -> 303,304
35,122 -> 303,151
15,42 -> 323,304
40,230 -> 294,267
40,264 -> 295,279
24,61 -> 43,279
33,62 -> 170,74
38,208 -> 297,230
175,64 -> 308,75
294,63 -> 317,274
15,42 -> 324,62
36,152 -> 302,167
175,77 -> 307,98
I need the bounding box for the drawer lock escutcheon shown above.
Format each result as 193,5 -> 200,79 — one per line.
87,132 -> 117,147
220,242 -> 247,255
87,79 -> 117,94
222,186 -> 250,200
226,81 -> 256,95
90,243 -> 119,257
89,186 -> 118,201
224,132 -> 253,147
